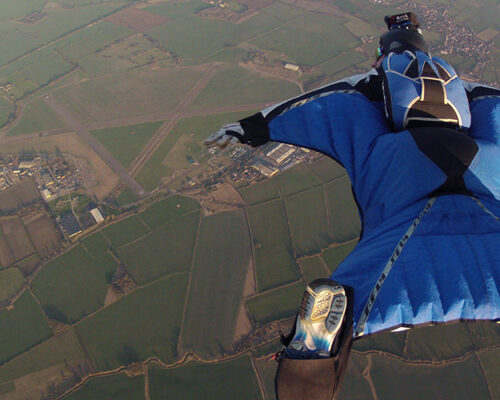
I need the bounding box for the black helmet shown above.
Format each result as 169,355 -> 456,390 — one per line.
379,12 -> 429,55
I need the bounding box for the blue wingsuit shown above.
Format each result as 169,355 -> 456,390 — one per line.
238,51 -> 500,337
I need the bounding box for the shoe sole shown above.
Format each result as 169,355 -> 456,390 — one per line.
295,279 -> 347,355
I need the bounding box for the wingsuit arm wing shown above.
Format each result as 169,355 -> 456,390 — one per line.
234,70 -> 389,174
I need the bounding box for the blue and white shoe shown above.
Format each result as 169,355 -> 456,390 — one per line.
284,279 -> 347,359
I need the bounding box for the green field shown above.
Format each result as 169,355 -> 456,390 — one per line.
0,48 -> 74,100
238,179 -> 280,205
8,98 -> 67,135
0,96 -> 14,128
0,328 -> 87,400
14,253 -> 41,277
145,0 -> 209,20
0,267 -> 24,303
147,16 -> 251,62
76,273 -> 188,371
0,3 -> 124,69
182,210 -> 251,359
272,164 -> 322,197
136,111 -> 251,191
90,121 -> 164,168
189,65 -> 300,112
326,176 -> 361,243
101,215 -> 150,248
0,290 -> 51,365
299,256 -> 329,284
116,211 -> 199,285
309,157 -> 347,183
116,187 -> 139,207
317,49 -> 367,76
52,21 -> 131,62
0,0 -> 47,21
255,357 -> 278,400
139,195 -> 200,230
478,348 -> 500,400
370,352 -> 490,399
336,352 -> 373,400
353,329 -> 407,356
404,323 -> 476,361
322,241 -> 358,272
285,186 -> 330,257
52,66 -> 205,123
247,199 -> 301,291
148,357 -> 261,400
63,373 -> 145,400
246,281 -> 306,326
251,13 -> 359,66
31,244 -> 118,323
81,231 -> 109,258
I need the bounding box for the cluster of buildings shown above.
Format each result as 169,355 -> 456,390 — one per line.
0,154 -> 84,201
411,3 -> 494,81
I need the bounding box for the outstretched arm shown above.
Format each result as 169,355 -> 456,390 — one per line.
205,70 -> 387,167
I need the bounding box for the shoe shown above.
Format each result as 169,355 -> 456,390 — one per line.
284,279 -> 347,359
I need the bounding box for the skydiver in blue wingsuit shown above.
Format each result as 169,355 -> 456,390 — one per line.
205,12 -> 500,400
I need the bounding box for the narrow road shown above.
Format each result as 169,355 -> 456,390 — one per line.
44,95 -> 146,197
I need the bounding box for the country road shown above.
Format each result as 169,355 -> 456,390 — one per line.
44,95 -> 146,197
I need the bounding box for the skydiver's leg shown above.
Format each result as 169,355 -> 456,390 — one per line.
274,280 -> 354,400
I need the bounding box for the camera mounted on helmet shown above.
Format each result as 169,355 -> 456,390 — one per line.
377,12 -> 428,59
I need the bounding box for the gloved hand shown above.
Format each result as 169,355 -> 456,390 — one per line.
204,123 -> 246,148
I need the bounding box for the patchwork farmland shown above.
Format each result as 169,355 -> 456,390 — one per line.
0,0 -> 498,399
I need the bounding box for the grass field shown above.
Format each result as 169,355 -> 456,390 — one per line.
238,179 -> 280,205
0,267 -> 24,303
246,281 -> 306,326
250,13 -> 359,66
90,121 -> 164,168
81,231 -> 109,258
317,49 -> 367,76
370,352 -> 489,399
255,357 -> 278,400
477,348 -> 500,400
148,356 -> 261,400
52,66 -> 205,123
8,98 -> 67,135
136,111 -> 251,191
336,352 -> 372,400
353,329 -> 407,356
139,195 -> 200,230
0,49 -> 74,100
404,323 -> 476,361
309,157 -> 346,183
147,16 -> 251,62
285,186 -> 330,257
326,176 -> 361,243
0,290 -> 51,365
189,65 -> 300,112
75,273 -> 189,371
0,3 -> 123,69
182,210 -> 251,359
272,164 -> 322,197
299,256 -> 329,284
247,199 -> 301,291
63,373 -> 145,400
116,211 -> 199,285
101,215 -> 150,248
31,244 -> 118,323
144,0 -> 210,20
0,0 -> 47,21
321,241 -> 358,272
52,21 -> 131,62
115,187 -> 139,207
0,327 -> 86,385
14,253 -> 40,277
0,96 -> 13,128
